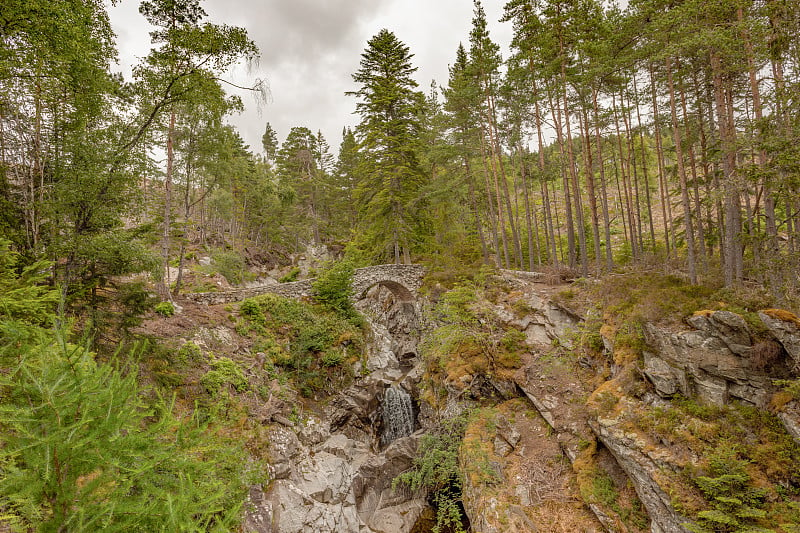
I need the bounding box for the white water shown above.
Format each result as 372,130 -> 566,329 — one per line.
382,385 -> 415,445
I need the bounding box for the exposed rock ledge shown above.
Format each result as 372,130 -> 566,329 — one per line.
244,424 -> 425,533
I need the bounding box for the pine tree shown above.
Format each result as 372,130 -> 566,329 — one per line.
277,126 -> 324,246
262,122 -> 279,163
348,29 -> 425,264
135,0 -> 258,296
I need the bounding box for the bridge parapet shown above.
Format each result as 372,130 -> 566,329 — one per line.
185,264 -> 426,306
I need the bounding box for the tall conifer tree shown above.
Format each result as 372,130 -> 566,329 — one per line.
348,29 -> 425,264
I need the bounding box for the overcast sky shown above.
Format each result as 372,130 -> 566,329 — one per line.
108,0 -> 513,155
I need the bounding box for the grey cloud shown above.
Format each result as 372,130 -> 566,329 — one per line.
204,0 -> 389,69
110,0 -> 511,153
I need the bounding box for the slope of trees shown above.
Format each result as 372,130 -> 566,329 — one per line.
1,0 -> 800,527
4,0 -> 799,290
326,0 -> 799,296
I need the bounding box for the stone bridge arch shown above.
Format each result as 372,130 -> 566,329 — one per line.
350,264 -> 425,303
185,264 -> 426,306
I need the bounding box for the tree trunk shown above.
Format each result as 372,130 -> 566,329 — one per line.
666,57 -> 697,283
710,51 -> 742,285
649,64 -> 673,259
548,86 -> 576,269
593,87 -> 613,272
162,110 -> 176,299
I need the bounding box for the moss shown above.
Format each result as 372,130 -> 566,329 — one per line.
587,381 -> 623,415
763,308 -> 800,327
775,379 -> 800,401
461,408 -> 504,488
769,391 -> 795,412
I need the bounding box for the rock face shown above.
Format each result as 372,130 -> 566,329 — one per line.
591,413 -> 691,533
244,284 -> 427,533
242,266 -> 800,533
495,272 -> 581,348
759,310 -> 800,371
243,424 -> 425,533
461,402 -> 604,533
642,311 -> 775,407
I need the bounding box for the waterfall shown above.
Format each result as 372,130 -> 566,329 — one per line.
381,385 -> 414,445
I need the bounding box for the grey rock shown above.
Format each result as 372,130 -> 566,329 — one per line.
779,401 -> 800,446
298,418 -> 330,446
592,419 -> 692,533
643,312 -> 775,407
643,351 -> 680,396
759,311 -> 800,370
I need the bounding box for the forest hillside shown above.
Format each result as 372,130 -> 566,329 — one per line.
2,0 -> 800,531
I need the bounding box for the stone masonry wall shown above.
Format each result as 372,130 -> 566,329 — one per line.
185,264 -> 427,306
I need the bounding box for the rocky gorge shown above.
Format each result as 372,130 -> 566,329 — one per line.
198,269 -> 800,532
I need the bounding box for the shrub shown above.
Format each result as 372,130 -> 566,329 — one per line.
312,260 -> 355,317
751,340 -> 783,372
201,357 -> 249,395
115,281 -> 155,330
175,341 -> 204,365
775,379 -> 800,400
211,249 -> 250,285
154,301 -> 175,317
321,350 -> 345,367
278,267 -> 300,283
687,445 -> 772,533
394,412 -> 470,533
240,293 -> 363,395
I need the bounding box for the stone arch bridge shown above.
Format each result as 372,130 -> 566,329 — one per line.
185,264 -> 426,306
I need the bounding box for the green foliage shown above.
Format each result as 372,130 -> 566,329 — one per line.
421,277 -> 523,384
201,357 -> 249,395
686,446 -> 774,533
278,267 -> 300,283
0,334 -> 253,531
210,249 -> 251,286
580,469 -> 618,507
312,260 -> 355,317
320,350 -> 346,368
0,240 -> 58,327
394,413 -> 470,533
176,341 -> 204,366
73,232 -> 160,280
348,28 -> 427,261
775,379 -> 800,400
590,271 -> 718,327
154,301 -> 175,317
239,294 -> 363,396
114,281 -> 157,331
578,314 -> 606,355
635,395 -> 800,530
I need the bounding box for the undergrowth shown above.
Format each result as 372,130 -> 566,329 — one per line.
238,293 -> 364,397
394,412 -> 471,533
420,275 -> 524,390
631,396 -> 800,530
